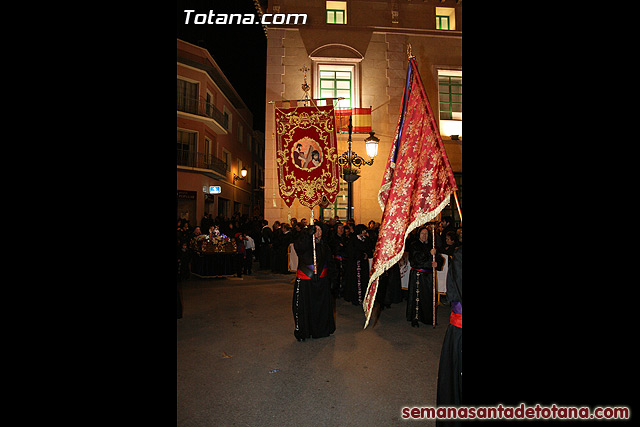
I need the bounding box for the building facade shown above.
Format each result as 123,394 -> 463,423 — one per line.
263,0 -> 462,227
177,39 -> 265,225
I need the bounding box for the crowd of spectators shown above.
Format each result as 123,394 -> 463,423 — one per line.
177,212 -> 461,280
177,212 -> 461,320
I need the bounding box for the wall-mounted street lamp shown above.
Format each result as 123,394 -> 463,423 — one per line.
336,117 -> 379,220
364,131 -> 380,158
233,166 -> 247,183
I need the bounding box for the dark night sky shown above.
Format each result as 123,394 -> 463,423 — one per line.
177,0 -> 267,132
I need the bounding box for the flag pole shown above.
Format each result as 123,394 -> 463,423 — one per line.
311,209 -> 317,275
432,225 -> 436,328
454,190 -> 462,223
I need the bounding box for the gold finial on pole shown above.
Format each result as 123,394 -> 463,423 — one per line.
407,43 -> 416,60
299,65 -> 311,105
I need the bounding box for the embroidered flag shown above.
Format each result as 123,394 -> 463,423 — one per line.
362,58 -> 458,328
274,103 -> 340,209
335,107 -> 372,134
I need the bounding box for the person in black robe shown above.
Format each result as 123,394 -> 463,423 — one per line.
328,222 -> 350,298
270,221 -> 282,272
343,224 -> 374,306
258,220 -> 272,270
177,243 -> 185,319
436,216 -> 455,248
292,223 -> 336,341
233,232 -> 246,278
273,223 -> 293,273
436,246 -> 462,424
406,226 -> 444,327
380,262 -> 403,307
439,230 -> 458,256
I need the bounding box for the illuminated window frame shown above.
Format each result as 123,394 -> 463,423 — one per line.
435,7 -> 455,31
326,1 -> 347,25
311,61 -> 360,111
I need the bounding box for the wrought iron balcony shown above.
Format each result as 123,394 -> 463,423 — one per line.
177,148 -> 228,176
177,94 -> 229,130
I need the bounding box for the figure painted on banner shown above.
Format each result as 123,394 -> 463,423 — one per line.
436,245 -> 462,424
293,143 -> 307,168
406,226 -> 444,327
344,224 -> 374,306
292,223 -> 336,341
292,138 -> 323,171
304,150 -> 322,169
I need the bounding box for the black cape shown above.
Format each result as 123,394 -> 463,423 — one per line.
406,238 -> 444,324
343,235 -> 373,305
292,230 -> 336,340
436,246 -> 462,424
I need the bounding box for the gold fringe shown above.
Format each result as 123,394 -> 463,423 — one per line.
377,162 -> 395,212
362,190 -> 453,328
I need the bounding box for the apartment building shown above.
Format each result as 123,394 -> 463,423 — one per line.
177,39 -> 265,224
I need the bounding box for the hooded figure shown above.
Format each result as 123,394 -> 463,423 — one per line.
406,226 -> 444,327
291,222 -> 336,341
343,224 -> 374,305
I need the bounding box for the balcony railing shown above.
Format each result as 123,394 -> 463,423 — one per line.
177,148 -> 228,176
177,94 -> 229,130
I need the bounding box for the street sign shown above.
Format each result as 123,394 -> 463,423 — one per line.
209,186 -> 221,194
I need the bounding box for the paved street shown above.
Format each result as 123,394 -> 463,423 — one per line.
177,267 -> 451,426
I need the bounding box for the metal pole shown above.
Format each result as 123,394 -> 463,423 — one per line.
347,181 -> 353,221
432,225 -> 436,328
347,117 -> 353,221
311,209 -> 317,274
453,190 -> 462,223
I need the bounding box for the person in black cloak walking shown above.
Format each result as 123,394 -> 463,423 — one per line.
292,222 -> 336,341
343,224 -> 374,305
328,222 -> 350,298
273,223 -> 294,273
436,246 -> 462,426
406,226 -> 444,327
258,220 -> 272,270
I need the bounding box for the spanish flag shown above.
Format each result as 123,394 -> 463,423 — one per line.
335,108 -> 372,134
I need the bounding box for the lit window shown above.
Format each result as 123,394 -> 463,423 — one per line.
319,70 -> 352,109
435,7 -> 455,30
326,1 -> 346,24
436,15 -> 449,30
438,69 -> 462,138
313,61 -> 359,110
438,74 -> 462,121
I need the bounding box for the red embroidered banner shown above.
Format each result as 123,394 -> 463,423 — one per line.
274,104 -> 339,209
362,58 -> 458,328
